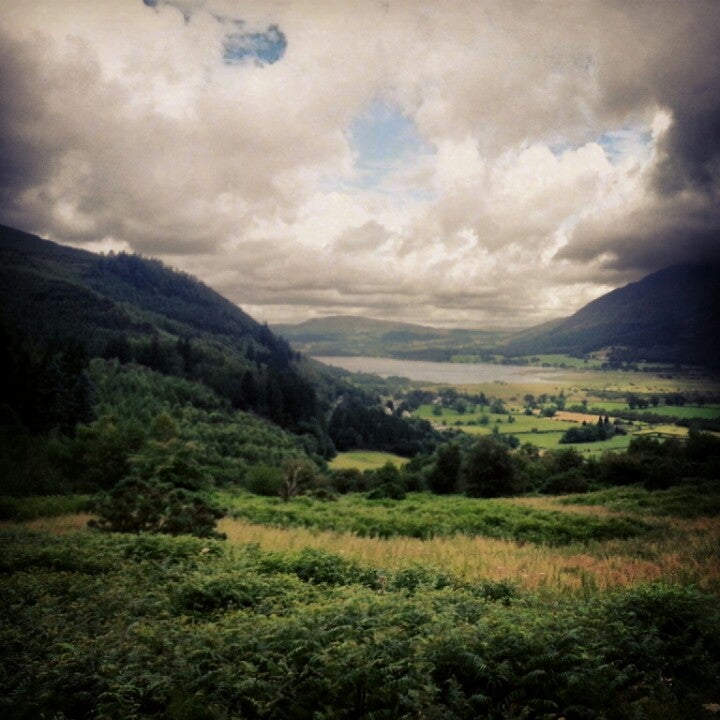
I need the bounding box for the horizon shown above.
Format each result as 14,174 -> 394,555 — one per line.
2,1 -> 719,329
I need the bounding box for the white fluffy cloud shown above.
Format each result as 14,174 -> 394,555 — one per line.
1,0 -> 719,328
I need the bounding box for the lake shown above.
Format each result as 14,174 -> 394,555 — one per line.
314,356 -> 565,385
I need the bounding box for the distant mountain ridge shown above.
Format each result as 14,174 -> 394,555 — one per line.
277,264 -> 720,367
274,315 -> 507,360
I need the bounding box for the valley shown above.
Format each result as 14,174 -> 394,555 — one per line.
1,224 -> 719,719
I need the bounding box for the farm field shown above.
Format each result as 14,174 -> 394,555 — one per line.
2,484 -> 720,719
587,402 -> 720,419
413,403 -> 637,454
329,450 -> 408,471
404,365 -> 720,454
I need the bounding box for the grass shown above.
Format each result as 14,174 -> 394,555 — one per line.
588,401 -> 720,419
217,514 -> 720,592
329,450 -> 408,471
4,488 -> 719,594
633,424 -> 690,438
415,400 -> 704,455
0,494 -> 92,521
533,353 -> 607,369
559,482 -> 720,518
220,491 -> 653,545
415,403 -> 578,429
417,403 -> 638,454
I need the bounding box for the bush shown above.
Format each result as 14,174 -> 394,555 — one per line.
367,482 -> 406,500
542,470 -> 589,495
327,467 -> 370,494
244,464 -> 284,496
89,478 -> 225,539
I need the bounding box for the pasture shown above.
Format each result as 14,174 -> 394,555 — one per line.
329,450 -> 408,471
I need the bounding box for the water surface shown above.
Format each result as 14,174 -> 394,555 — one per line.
314,356 -> 565,385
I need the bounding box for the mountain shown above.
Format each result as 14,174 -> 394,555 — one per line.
276,264 -> 720,367
0,224 -> 345,440
274,315 -> 508,360
501,263 -> 720,365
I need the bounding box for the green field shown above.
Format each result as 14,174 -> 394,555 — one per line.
532,354 -> 606,369
588,402 -> 720,419
414,404 -> 639,453
329,451 -> 408,471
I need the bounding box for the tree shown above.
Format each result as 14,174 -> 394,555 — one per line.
366,461 -> 406,500
428,443 -> 462,494
280,459 -> 316,500
462,437 -> 520,498
67,414 -> 145,490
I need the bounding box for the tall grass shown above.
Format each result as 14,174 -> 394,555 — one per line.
0,495 -> 92,521
218,514 -> 720,593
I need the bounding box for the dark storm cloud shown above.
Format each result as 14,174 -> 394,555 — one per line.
645,2 -> 720,196
561,193 -> 720,273
568,0 -> 720,274
0,34 -> 57,220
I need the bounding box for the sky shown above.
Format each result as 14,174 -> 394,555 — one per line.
1,0 -> 719,329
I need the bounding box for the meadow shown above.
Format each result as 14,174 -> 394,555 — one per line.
2,365 -> 719,719
406,364 -> 720,455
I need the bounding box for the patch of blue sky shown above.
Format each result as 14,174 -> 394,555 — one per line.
223,25 -> 287,66
142,1 -> 286,65
330,100 -> 435,196
550,126 -> 652,164
598,127 -> 652,164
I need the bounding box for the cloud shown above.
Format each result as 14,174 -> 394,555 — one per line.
333,221 -> 390,253
1,0 -> 719,328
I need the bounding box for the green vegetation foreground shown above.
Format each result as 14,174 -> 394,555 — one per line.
1,528 -> 719,720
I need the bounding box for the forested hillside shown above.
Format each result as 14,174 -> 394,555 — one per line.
0,224 -> 451,502
274,315 -> 506,360
0,224 -> 345,444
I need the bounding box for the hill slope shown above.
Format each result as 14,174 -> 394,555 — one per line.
0,224 -> 343,441
502,264 -> 720,365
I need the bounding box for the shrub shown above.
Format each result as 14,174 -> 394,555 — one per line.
244,464 -> 284,496
366,482 -> 406,500
542,470 -> 589,495
328,467 -> 369,494
89,478 -> 225,539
